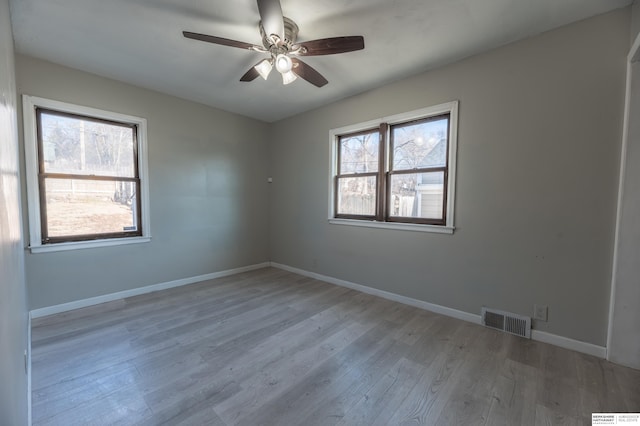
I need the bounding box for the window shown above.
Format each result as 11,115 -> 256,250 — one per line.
23,96 -> 151,252
330,101 -> 458,233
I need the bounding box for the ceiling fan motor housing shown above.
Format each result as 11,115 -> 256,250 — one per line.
260,17 -> 299,49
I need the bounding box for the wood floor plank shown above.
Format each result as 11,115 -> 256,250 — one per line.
140,293 -> 367,417
534,403 -> 583,426
216,319 -> 374,424
385,324 -> 483,425
484,358 -> 537,426
134,378 -> 237,425
215,292 -> 406,424
238,321 -> 406,426
335,356 -> 422,426
37,381 -> 152,426
31,267 -> 640,426
32,361 -> 140,423
431,329 -> 507,425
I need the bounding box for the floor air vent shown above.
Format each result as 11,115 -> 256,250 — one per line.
481,307 -> 531,338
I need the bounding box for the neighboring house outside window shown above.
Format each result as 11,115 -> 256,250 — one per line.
22,95 -> 151,253
330,101 -> 458,234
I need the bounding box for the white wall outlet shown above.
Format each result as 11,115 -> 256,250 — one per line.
534,304 -> 548,321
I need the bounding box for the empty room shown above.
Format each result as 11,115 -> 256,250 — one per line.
1,0 -> 640,425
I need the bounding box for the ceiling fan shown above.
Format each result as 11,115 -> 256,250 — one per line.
183,0 -> 365,87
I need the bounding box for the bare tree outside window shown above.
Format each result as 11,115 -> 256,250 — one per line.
37,109 -> 141,243
388,115 -> 449,222
335,130 -> 380,217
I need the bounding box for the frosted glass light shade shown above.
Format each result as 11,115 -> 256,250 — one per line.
281,70 -> 297,85
275,54 -> 293,73
255,59 -> 273,80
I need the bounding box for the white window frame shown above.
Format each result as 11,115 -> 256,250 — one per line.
329,101 -> 458,234
22,95 -> 152,253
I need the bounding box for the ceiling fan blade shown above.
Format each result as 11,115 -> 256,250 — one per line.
257,0 -> 284,41
183,31 -> 256,50
298,36 -> 364,56
240,62 -> 262,82
291,58 -> 328,88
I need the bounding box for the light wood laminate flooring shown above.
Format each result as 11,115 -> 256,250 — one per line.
31,267 -> 640,425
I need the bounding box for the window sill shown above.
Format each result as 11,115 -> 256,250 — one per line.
328,218 -> 454,234
29,236 -> 152,254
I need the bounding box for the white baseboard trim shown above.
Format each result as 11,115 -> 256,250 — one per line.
30,262 -> 270,319
270,262 -> 607,359
270,262 -> 481,325
530,329 -> 606,358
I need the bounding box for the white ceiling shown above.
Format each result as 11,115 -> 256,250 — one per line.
9,0 -> 632,122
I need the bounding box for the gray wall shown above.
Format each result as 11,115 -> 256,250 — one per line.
16,55 -> 271,310
268,8 -> 629,347
0,0 -> 29,423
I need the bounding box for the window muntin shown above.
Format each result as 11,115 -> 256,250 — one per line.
330,102 -> 458,232
23,95 -> 151,252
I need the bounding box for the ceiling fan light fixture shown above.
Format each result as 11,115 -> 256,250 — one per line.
281,70 -> 297,85
255,58 -> 273,80
183,1 -> 365,88
275,53 -> 293,73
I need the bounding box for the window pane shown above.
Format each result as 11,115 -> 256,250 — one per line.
43,178 -> 138,238
391,116 -> 448,170
389,172 -> 444,220
337,176 -> 377,216
40,111 -> 136,177
339,131 -> 379,174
